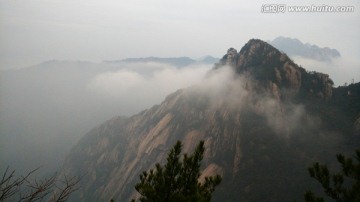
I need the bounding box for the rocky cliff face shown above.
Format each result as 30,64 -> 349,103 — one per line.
61,39 -> 360,201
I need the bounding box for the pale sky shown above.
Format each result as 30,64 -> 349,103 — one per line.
1,0 -> 359,70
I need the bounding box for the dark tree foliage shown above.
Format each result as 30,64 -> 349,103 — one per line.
132,141 -> 222,202
0,167 -> 80,202
304,149 -> 360,202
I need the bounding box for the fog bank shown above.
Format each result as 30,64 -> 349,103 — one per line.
0,61 -> 211,175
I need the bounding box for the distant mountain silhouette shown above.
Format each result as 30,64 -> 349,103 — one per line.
103,56 -> 219,67
270,36 -> 340,62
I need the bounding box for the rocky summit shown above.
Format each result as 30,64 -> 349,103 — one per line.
60,39 -> 360,201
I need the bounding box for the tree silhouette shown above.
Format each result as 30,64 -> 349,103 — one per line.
0,167 -> 80,202
304,149 -> 360,202
132,140 -> 222,202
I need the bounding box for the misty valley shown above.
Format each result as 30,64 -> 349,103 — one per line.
1,39 -> 359,201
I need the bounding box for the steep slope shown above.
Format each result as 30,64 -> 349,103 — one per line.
61,39 -> 360,201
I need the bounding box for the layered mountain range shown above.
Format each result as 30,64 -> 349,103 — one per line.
104,56 -> 219,67
61,39 -> 360,201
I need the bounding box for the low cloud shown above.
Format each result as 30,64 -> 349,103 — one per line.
189,66 -> 320,138
0,61 -> 211,176
87,62 -> 211,111
188,66 -> 250,108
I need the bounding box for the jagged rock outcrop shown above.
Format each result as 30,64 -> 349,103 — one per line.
214,48 -> 238,68
61,39 -> 360,202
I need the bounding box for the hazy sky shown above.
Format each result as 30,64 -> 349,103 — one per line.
1,0 -> 359,70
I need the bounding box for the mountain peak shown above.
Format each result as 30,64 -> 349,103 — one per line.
241,38 -> 270,50
237,39 -> 288,70
239,38 -> 277,54
215,39 -> 334,100
215,39 -> 287,69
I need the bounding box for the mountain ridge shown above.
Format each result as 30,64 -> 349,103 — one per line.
0,56 -> 219,72
103,56 -> 220,67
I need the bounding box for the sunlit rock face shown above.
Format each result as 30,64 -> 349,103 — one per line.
61,39 -> 360,202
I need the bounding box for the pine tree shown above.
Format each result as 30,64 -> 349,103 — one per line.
132,141 -> 222,202
304,149 -> 360,202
